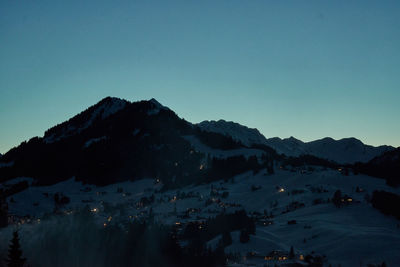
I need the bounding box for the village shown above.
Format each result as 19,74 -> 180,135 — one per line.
2,166 -> 384,266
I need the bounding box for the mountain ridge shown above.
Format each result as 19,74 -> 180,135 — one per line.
0,96 -> 396,187
198,119 -> 394,164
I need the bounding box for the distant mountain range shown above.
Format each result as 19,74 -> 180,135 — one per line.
198,120 -> 394,164
0,97 -> 397,187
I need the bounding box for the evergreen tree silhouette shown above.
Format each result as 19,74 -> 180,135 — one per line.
289,246 -> 295,259
0,191 -> 8,228
221,231 -> 232,247
6,230 -> 26,267
332,190 -> 342,208
239,229 -> 250,243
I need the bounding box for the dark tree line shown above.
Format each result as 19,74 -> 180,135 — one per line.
282,154 -> 338,169
371,190 -> 400,220
183,210 -> 255,244
353,148 -> 400,187
0,190 -> 8,228
202,156 -> 262,183
193,129 -> 243,150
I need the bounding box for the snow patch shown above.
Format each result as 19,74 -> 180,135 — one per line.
84,136 -> 107,148
0,161 -> 14,168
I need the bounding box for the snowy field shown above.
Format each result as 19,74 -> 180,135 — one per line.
2,168 -> 400,266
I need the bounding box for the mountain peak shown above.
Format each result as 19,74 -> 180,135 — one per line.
149,98 -> 162,107
287,136 -> 302,142
96,97 -> 129,119
147,98 -> 170,115
44,97 -> 129,143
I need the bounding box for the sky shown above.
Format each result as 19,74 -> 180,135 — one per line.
1,0 -> 399,153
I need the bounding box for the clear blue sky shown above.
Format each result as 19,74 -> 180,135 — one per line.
1,0 -> 399,153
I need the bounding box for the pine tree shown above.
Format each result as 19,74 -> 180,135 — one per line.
332,190 -> 342,208
221,231 -> 232,247
148,207 -> 154,224
6,230 -> 26,267
289,246 -> 295,259
239,229 -> 250,243
0,192 -> 8,228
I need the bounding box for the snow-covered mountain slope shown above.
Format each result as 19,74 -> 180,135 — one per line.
265,136 -> 307,157
305,137 -> 393,164
197,120 -> 268,147
3,168 -> 400,266
198,120 -> 394,164
1,97 -> 214,187
265,136 -> 394,164
44,97 -> 129,143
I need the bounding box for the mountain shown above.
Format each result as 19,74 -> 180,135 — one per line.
1,97 -> 394,188
0,97 -> 197,186
43,97 -> 129,144
0,97 -> 274,188
266,136 -> 393,164
197,120 -> 267,147
198,120 -> 394,164
2,97 -> 400,267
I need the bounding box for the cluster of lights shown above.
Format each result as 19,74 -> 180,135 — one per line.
264,256 -> 289,261
341,198 -> 353,202
263,254 -> 305,261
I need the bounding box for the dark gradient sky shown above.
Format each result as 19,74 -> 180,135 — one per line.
1,0 -> 400,153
